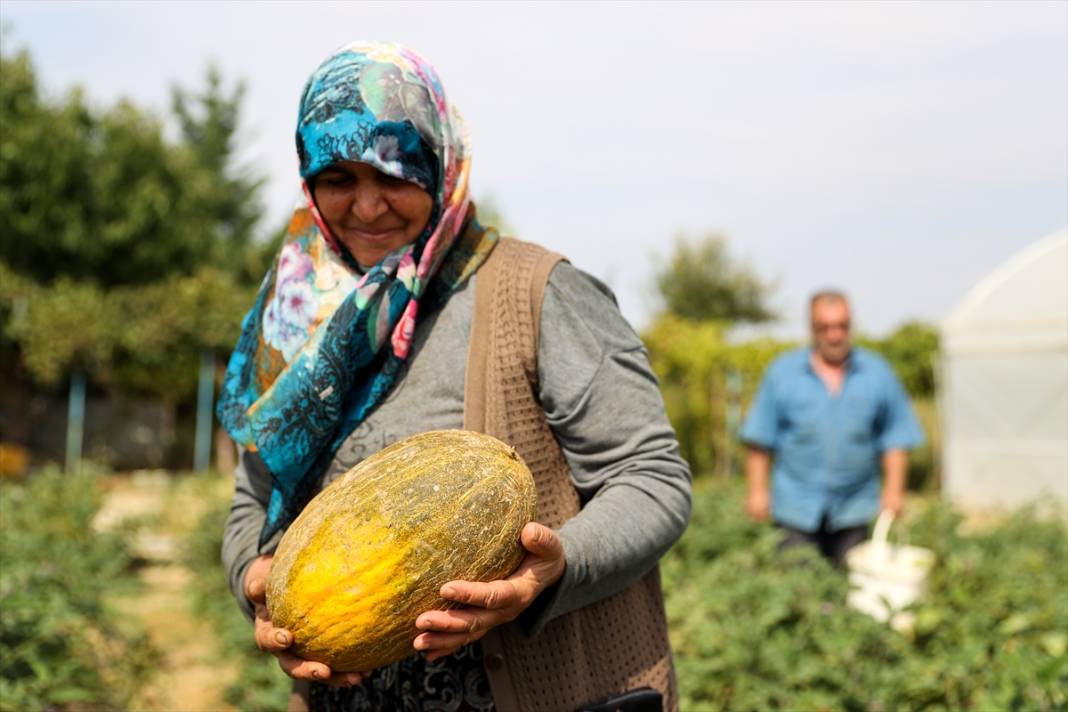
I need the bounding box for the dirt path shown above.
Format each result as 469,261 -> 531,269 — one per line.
97,471 -> 236,712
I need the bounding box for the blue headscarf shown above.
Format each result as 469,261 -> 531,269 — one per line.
217,42 -> 497,546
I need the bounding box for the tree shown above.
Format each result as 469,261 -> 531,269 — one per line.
858,321 -> 939,398
1,50 -> 214,286
171,66 -> 269,284
0,45 -> 262,399
654,234 -> 776,324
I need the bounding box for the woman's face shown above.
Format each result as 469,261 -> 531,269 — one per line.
311,160 -> 434,267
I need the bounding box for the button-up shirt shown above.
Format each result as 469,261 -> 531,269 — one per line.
740,347 -> 924,532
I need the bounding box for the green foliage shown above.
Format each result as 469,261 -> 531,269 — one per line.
184,500 -> 291,711
0,50 -> 217,287
642,313 -> 793,476
654,234 -> 776,324
0,43 -> 266,399
0,467 -> 157,711
663,481 -> 1068,710
642,313 -> 941,486
857,322 -> 940,398
171,66 -> 269,285
0,261 -> 254,396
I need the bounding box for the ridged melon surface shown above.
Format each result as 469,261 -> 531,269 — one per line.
265,429 -> 537,672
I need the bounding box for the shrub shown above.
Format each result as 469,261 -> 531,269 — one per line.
0,467 -> 156,711
184,499 -> 291,711
663,481 -> 1068,710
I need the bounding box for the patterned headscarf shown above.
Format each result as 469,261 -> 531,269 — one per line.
217,42 -> 497,545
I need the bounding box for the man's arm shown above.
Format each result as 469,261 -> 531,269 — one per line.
740,363 -> 781,524
874,359 -> 924,518
745,445 -> 772,522
880,449 -> 908,516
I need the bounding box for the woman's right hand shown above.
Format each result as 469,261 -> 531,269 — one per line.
244,554 -> 364,688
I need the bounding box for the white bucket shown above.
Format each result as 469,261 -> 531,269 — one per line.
845,511 -> 935,632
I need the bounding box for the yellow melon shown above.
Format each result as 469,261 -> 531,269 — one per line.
265,429 -> 536,672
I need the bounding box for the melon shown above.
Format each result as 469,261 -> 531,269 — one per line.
265,429 -> 536,672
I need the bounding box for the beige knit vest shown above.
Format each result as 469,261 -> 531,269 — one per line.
465,238 -> 678,712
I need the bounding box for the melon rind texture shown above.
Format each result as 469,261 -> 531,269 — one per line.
265,429 -> 537,672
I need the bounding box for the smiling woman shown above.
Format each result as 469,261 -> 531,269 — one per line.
310,161 -> 434,268
217,40 -> 691,712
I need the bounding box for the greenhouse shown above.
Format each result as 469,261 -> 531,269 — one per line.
940,228 -> 1068,517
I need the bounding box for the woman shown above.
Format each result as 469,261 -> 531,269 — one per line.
219,41 -> 691,712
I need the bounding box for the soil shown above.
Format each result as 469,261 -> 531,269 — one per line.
97,471 -> 238,712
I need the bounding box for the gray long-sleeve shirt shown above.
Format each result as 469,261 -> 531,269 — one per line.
222,262 -> 692,634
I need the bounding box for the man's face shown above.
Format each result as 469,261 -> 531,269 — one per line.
811,299 -> 852,365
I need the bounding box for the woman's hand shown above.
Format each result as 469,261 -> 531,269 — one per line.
244,555 -> 365,688
412,522 -> 566,661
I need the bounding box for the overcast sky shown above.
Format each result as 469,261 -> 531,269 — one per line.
4,1 -> 1066,337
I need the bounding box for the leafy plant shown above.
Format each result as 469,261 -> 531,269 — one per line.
0,43 -> 269,404
0,466 -> 157,711
641,313 -> 793,476
857,322 -> 939,399
184,499 -> 291,711
662,480 -> 1068,711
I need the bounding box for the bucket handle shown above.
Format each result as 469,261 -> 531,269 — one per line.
871,510 -> 895,561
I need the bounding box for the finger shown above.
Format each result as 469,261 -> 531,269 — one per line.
254,616 -> 294,652
414,630 -> 486,655
416,607 -> 499,634
440,579 -> 520,610
520,522 -> 564,560
246,576 -> 267,604
276,650 -> 333,681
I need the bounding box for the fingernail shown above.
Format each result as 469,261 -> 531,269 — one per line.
312,669 -> 324,680
274,631 -> 289,645
441,585 -> 456,597
413,635 -> 426,650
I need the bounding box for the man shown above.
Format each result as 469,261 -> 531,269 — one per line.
740,290 -> 924,566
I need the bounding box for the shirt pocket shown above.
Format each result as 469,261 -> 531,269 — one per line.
831,397 -> 879,486
843,395 -> 879,441
777,391 -> 823,478
780,422 -> 823,483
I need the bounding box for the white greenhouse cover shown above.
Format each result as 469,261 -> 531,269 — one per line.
941,228 -> 1068,517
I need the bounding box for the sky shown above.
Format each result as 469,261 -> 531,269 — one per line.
3,0 -> 1066,338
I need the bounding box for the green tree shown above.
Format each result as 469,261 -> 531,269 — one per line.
859,321 -> 939,398
654,234 -> 776,324
642,313 -> 794,477
0,44 -> 262,400
171,66 -> 270,284
0,49 -> 225,286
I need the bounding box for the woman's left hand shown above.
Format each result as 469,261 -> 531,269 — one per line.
413,522 -> 566,661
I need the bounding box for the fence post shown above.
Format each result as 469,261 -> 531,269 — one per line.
725,368 -> 742,477
193,350 -> 215,472
65,370 -> 85,476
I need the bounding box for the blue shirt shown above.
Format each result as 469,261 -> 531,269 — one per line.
740,347 -> 925,532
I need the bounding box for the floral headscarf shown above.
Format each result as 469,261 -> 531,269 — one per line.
217,41 -> 497,545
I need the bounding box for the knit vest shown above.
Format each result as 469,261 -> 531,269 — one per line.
465,238 -> 678,712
